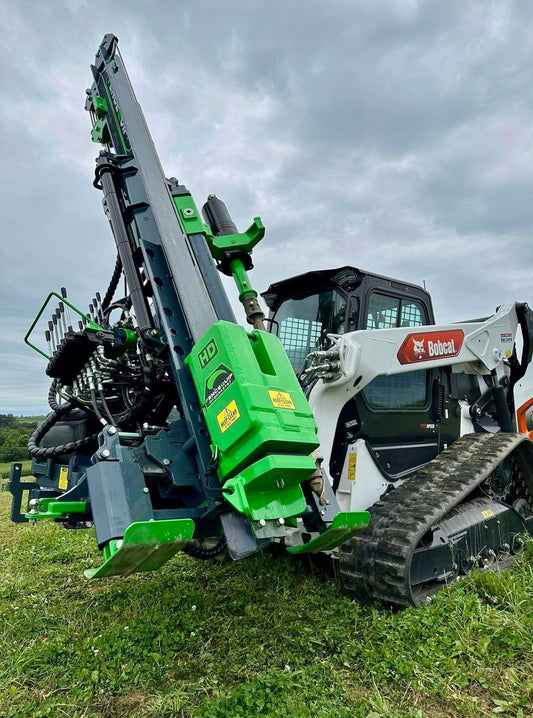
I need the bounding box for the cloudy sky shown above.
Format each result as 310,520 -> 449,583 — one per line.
1,0 -> 533,414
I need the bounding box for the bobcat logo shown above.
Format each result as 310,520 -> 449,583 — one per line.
412,338 -> 425,358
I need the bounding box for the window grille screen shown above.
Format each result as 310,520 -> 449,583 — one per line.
279,317 -> 321,373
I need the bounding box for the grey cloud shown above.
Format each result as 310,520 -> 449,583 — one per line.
2,0 -> 533,413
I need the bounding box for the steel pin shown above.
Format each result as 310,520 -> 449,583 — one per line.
59,303 -> 69,336
55,308 -> 63,343
48,320 -> 56,352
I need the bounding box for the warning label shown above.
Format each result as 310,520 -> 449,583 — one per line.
268,390 -> 295,410
58,466 -> 69,491
347,453 -> 357,481
205,364 -> 235,407
216,400 -> 240,433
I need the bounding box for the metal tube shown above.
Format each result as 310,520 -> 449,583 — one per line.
98,163 -> 153,335
48,321 -> 56,352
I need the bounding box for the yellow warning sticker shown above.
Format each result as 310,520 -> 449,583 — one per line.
58,466 -> 69,491
347,453 -> 357,481
268,390 -> 295,410
216,400 -> 241,433
481,509 -> 494,518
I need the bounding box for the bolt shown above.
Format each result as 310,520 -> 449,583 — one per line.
28,508 -> 38,515
107,425 -> 117,435
162,459 -> 170,466
28,498 -> 39,508
143,487 -> 149,494
151,329 -> 158,336
101,449 -> 111,459
183,207 -> 195,216
321,509 -> 326,515
258,519 -> 267,527
277,518 -> 285,526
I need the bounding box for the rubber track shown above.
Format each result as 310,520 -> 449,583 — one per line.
338,432 -> 533,607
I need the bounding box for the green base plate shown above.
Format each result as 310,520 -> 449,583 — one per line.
85,518 -> 195,578
286,511 -> 370,554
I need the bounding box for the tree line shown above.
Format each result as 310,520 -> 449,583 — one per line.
0,414 -> 42,462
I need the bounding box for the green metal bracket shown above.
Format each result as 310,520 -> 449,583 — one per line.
172,195 -> 209,236
91,118 -> 110,144
92,95 -> 108,117
222,454 -> 316,521
204,218 -> 265,260
25,291 -> 103,359
85,518 -> 196,578
286,511 -> 370,554
25,499 -> 87,521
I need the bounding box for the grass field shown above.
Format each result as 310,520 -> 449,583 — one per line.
1,491 -> 532,718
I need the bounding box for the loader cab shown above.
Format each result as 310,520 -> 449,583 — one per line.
262,266 -> 435,369
262,267 -> 459,487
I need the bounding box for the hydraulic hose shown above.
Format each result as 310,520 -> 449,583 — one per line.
183,536 -> 227,560
101,255 -> 123,311
28,406 -> 100,460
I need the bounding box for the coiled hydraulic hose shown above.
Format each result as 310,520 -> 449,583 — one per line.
27,406 -> 100,460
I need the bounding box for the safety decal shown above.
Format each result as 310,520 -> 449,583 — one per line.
216,400 -> 240,433
397,329 -> 464,365
58,466 -> 69,491
205,364 -> 235,406
481,509 -> 494,519
347,453 -> 357,481
268,390 -> 295,410
500,333 -> 513,344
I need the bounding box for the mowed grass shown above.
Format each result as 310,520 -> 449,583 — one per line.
1,491 -> 533,718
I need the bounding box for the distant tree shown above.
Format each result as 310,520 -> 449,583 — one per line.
0,414 -> 17,428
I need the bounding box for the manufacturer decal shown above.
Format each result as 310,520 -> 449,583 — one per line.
268,390 -> 295,410
216,400 -> 240,433
197,338 -> 218,369
397,329 -> 464,365
205,364 -> 235,406
58,466 -> 69,491
500,333 -> 513,344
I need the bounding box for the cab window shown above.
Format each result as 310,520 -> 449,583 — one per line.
366,294 -> 425,329
363,293 -> 427,410
273,289 -> 346,372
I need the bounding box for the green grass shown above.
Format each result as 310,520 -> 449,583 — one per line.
1,491 -> 532,718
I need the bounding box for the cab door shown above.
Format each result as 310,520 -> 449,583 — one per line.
353,291 -> 454,480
